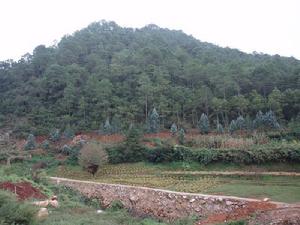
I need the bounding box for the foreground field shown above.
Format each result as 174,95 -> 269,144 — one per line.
52,162 -> 300,203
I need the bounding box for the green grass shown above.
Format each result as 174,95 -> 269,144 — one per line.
52,163 -> 300,203
206,175 -> 300,203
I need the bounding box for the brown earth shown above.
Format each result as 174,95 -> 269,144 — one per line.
0,181 -> 47,200
198,201 -> 277,224
248,206 -> 300,225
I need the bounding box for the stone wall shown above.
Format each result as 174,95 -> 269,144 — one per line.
50,177 -> 277,221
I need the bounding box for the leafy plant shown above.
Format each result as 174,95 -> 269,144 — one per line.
24,134 -> 36,150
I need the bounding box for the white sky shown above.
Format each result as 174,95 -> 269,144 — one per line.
0,0 -> 299,61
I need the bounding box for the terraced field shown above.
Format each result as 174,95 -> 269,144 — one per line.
53,163 -> 300,203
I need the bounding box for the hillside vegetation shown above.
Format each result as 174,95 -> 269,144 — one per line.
0,20 -> 299,134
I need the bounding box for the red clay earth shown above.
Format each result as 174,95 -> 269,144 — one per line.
0,181 -> 47,200
198,201 -> 277,225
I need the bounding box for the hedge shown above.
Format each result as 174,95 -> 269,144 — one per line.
107,143 -> 300,165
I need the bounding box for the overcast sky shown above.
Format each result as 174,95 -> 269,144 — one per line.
0,0 -> 299,61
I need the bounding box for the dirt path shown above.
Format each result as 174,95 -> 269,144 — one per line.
162,171 -> 300,176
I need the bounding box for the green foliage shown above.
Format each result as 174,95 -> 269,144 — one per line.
235,115 -> 246,130
61,144 -> 73,155
78,142 -> 108,169
107,127 -> 146,163
0,190 -> 38,225
50,129 -> 60,142
198,113 -> 209,134
111,140 -> 300,165
170,123 -> 177,136
108,200 -> 124,211
41,140 -> 50,150
178,128 -> 185,145
102,118 -> 112,135
289,114 -> 300,139
229,120 -> 237,134
148,108 -> 160,133
63,124 -> 75,139
0,21 -> 299,133
216,122 -> 224,134
24,133 -> 36,150
254,110 -> 280,130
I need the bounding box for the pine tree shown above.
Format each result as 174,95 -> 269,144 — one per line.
170,123 -> 177,136
148,108 -> 160,133
50,129 -> 60,142
245,115 -> 253,131
103,118 -> 112,134
198,113 -> 210,134
24,134 -> 36,150
216,122 -> 224,134
111,115 -> 121,134
178,128 -> 185,145
229,120 -> 237,134
253,111 -> 264,129
63,124 -> 74,139
236,115 -> 246,130
264,110 -> 280,129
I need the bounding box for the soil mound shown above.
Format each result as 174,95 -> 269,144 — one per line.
0,181 -> 47,200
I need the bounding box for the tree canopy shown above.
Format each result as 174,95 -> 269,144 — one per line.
0,20 -> 299,134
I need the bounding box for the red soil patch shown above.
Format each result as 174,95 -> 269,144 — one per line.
198,201 -> 277,225
144,131 -> 172,139
0,181 -> 47,200
77,132 -> 124,143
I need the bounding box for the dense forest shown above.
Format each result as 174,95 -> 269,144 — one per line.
0,20 -> 299,134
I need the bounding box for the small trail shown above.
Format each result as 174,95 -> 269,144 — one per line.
162,171 -> 300,176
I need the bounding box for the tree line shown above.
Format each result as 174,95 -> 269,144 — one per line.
0,21 -> 299,134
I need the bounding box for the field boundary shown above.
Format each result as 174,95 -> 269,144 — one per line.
162,171 -> 300,176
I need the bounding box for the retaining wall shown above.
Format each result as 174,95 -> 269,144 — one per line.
50,177 -> 277,221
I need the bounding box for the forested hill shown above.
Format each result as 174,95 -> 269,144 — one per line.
0,21 -> 299,134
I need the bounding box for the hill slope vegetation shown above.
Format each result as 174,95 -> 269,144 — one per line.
0,21 -> 299,134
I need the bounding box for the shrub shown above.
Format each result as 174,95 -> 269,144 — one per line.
229,120 -> 237,134
108,200 -> 124,211
0,190 -> 38,225
178,128 -> 185,145
24,134 -> 36,150
148,108 -> 160,133
61,144 -> 73,155
107,127 -> 146,163
236,116 -> 246,130
289,114 -> 300,140
198,113 -> 209,134
170,123 -> 178,136
63,124 -> 75,139
102,118 -> 112,135
216,123 -> 224,134
41,140 -> 50,150
78,142 -> 108,171
50,128 -> 60,142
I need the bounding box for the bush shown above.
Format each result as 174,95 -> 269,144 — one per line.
107,127 -> 146,163
50,128 -> 60,142
61,144 -> 73,155
63,124 -> 75,139
198,113 -> 209,134
24,134 -> 36,150
41,140 -> 50,150
0,190 -> 38,225
78,142 -> 108,170
108,200 -> 124,211
145,142 -> 300,165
